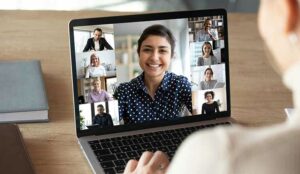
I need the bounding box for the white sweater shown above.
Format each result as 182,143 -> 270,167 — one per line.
167,62 -> 300,174
85,65 -> 106,78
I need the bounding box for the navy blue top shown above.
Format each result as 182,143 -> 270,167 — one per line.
201,101 -> 220,115
92,113 -> 113,127
114,72 -> 192,124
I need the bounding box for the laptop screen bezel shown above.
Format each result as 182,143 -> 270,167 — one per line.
69,9 -> 230,138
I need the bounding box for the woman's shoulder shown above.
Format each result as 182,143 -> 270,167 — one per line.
166,72 -> 190,86
167,72 -> 188,80
115,78 -> 140,99
117,82 -> 130,91
117,77 -> 140,90
168,74 -> 192,94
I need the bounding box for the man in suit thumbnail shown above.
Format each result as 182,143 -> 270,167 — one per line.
83,28 -> 113,52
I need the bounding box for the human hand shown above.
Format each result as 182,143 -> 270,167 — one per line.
206,29 -> 212,35
124,151 -> 169,174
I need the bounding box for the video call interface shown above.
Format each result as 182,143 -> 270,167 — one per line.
73,15 -> 228,130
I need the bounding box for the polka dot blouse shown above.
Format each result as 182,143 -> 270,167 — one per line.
114,72 -> 192,124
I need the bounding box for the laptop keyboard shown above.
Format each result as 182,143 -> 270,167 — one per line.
88,122 -> 230,174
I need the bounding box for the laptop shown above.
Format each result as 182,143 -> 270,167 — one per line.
69,9 -> 232,174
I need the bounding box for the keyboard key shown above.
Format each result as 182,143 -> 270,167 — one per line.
168,145 -> 177,152
120,146 -> 132,152
122,139 -> 132,146
152,134 -> 163,141
90,144 -> 102,150
101,142 -> 113,149
94,149 -> 111,156
112,141 -> 123,147
132,138 -> 140,145
159,146 -> 168,153
97,154 -> 116,162
99,139 -> 110,143
161,140 -> 172,146
116,153 -> 127,159
142,136 -> 152,143
114,159 -> 125,166
151,147 -> 159,152
115,165 -> 125,173
141,143 -> 151,150
171,132 -> 182,138
171,138 -> 182,145
110,147 -> 121,154
136,150 -> 144,156
131,144 -> 142,151
151,141 -> 162,147
110,137 -> 118,142
135,137 -> 144,144
180,131 -> 190,137
103,168 -> 115,174
100,161 -> 115,169
126,151 -> 138,158
163,133 -> 173,139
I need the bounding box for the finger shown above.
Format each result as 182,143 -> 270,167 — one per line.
124,159 -> 138,174
136,151 -> 154,169
148,151 -> 170,171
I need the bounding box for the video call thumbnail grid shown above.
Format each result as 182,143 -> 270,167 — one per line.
72,16 -> 227,130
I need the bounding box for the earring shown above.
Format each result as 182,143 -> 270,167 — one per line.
288,32 -> 299,44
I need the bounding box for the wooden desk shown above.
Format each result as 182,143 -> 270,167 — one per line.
0,11 -> 292,173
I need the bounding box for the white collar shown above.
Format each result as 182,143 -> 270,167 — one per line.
283,61 -> 300,124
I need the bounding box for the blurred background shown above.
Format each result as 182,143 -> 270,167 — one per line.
0,0 -> 259,12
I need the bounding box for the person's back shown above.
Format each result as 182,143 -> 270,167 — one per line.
168,121 -> 300,174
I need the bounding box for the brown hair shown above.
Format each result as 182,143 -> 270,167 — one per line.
204,91 -> 215,99
137,24 -> 176,57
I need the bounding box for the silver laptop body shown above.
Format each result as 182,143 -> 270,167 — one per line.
69,9 -> 232,174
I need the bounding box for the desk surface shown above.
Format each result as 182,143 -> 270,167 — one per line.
0,10 -> 293,173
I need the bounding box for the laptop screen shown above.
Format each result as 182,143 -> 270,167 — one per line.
69,9 -> 230,135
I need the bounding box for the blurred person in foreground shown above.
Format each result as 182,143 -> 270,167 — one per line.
124,0 -> 300,173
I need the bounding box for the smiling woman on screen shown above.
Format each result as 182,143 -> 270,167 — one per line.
114,24 -> 192,124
